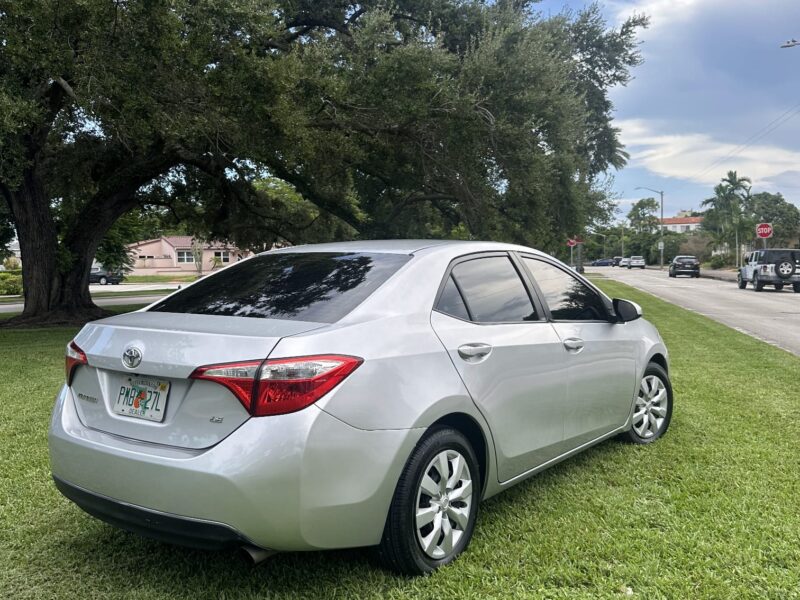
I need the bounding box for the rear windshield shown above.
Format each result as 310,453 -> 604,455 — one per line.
149,252 -> 411,323
761,250 -> 800,264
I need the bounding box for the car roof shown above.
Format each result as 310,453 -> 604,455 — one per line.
264,239 -> 550,257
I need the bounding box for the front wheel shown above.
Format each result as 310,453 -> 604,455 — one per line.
619,362 -> 673,445
99,276 -> 108,285
377,428 -> 480,575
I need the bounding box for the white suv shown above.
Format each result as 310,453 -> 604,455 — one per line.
738,249 -> 800,292
628,256 -> 646,269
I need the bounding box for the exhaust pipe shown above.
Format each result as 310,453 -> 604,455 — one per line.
241,545 -> 277,565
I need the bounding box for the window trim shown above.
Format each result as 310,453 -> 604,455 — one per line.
515,253 -> 615,324
432,251 -> 545,324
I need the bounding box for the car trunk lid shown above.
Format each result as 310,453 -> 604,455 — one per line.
69,311 -> 324,449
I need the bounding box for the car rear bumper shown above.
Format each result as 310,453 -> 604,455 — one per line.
49,385 -> 424,551
672,268 -> 699,274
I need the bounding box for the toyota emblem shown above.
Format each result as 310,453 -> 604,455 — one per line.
122,346 -> 143,369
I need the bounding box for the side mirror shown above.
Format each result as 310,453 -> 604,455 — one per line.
613,298 -> 642,323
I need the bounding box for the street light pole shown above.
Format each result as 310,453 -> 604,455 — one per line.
636,186 -> 665,270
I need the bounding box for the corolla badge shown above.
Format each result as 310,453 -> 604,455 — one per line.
122,346 -> 143,369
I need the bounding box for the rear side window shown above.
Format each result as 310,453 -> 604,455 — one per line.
436,276 -> 470,321
449,256 -> 537,322
149,252 -> 410,323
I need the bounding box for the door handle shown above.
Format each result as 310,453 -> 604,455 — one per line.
458,343 -> 493,362
562,337 -> 584,352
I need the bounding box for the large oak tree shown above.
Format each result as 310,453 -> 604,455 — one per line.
0,0 -> 646,324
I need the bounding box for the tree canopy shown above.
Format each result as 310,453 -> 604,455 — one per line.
0,0 -> 648,323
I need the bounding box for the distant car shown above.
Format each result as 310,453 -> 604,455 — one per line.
89,267 -> 124,285
628,256 -> 646,269
738,249 -> 800,292
669,256 -> 700,278
612,256 -> 623,267
591,258 -> 615,266
619,257 -> 631,268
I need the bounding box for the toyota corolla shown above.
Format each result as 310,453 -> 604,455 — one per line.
49,240 -> 672,575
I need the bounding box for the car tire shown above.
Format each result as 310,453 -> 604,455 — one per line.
619,362 -> 673,445
775,259 -> 795,279
794,283 -> 800,293
737,272 -> 747,289
775,283 -> 784,291
669,272 -> 675,278
99,276 -> 107,285
377,427 -> 480,575
753,273 -> 764,291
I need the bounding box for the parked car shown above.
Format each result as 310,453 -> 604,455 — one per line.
738,249 -> 800,292
89,266 -> 124,285
669,256 -> 700,278
619,257 -> 631,268
628,256 -> 646,269
50,240 -> 672,575
591,258 -> 615,266
612,256 -> 623,266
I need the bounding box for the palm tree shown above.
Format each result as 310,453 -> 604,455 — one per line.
702,171 -> 751,266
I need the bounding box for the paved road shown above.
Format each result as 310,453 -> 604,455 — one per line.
88,283 -> 182,293
589,266 -> 800,356
0,294 -> 167,314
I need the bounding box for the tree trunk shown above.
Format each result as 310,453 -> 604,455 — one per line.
4,169 -> 62,320
3,169 -> 134,326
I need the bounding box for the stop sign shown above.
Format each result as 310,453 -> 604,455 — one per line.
756,223 -> 773,239
567,239 -> 578,247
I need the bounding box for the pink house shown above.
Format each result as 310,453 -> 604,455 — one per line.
127,236 -> 250,276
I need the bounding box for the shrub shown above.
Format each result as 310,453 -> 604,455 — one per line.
708,254 -> 729,270
0,273 -> 23,295
3,256 -> 21,270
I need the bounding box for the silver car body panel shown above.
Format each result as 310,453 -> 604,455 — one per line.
50,239 -> 669,551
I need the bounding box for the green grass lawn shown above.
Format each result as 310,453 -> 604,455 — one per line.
2,283 -> 799,599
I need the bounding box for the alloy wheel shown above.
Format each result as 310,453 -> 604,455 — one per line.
415,449 -> 473,559
632,375 -> 668,439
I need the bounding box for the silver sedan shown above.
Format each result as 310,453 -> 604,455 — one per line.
49,240 -> 672,575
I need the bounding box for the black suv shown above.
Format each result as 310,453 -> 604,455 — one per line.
738,249 -> 800,292
669,255 -> 700,278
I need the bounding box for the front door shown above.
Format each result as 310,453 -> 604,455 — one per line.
520,256 -> 638,447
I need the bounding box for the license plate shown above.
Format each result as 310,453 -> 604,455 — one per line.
113,377 -> 170,422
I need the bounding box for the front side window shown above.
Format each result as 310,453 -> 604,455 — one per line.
449,256 -> 537,323
523,258 -> 608,321
177,250 -> 194,263
150,252 -> 411,323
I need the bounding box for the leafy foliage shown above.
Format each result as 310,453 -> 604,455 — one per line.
0,0 -> 647,320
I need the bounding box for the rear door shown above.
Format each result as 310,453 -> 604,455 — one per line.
520,256 -> 637,447
430,253 -> 568,482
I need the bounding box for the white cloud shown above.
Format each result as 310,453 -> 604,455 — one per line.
618,118 -> 800,193
608,0 -> 707,28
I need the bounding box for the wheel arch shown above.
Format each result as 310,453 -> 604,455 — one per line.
648,352 -> 668,374
428,412 -> 490,498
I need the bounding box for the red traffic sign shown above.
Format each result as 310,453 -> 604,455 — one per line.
567,239 -> 578,247
756,223 -> 773,239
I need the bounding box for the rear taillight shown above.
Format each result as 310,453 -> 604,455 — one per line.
190,355 -> 362,417
65,341 -> 88,384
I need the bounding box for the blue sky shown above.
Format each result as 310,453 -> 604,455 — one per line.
537,0 -> 800,218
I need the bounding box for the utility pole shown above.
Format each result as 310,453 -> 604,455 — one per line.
620,221 -> 626,256
636,186 -> 665,269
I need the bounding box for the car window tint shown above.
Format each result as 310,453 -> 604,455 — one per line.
523,258 -> 608,321
451,257 -> 536,322
149,252 -> 410,323
436,275 -> 470,320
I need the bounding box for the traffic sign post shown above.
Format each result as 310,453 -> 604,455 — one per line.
567,238 -> 577,266
756,223 -> 773,249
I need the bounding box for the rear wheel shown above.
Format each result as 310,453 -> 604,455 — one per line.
794,283 -> 800,293
737,272 -> 747,289
619,363 -> 672,445
775,283 -> 784,291
377,427 -> 480,575
99,276 -> 107,285
753,273 -> 764,291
